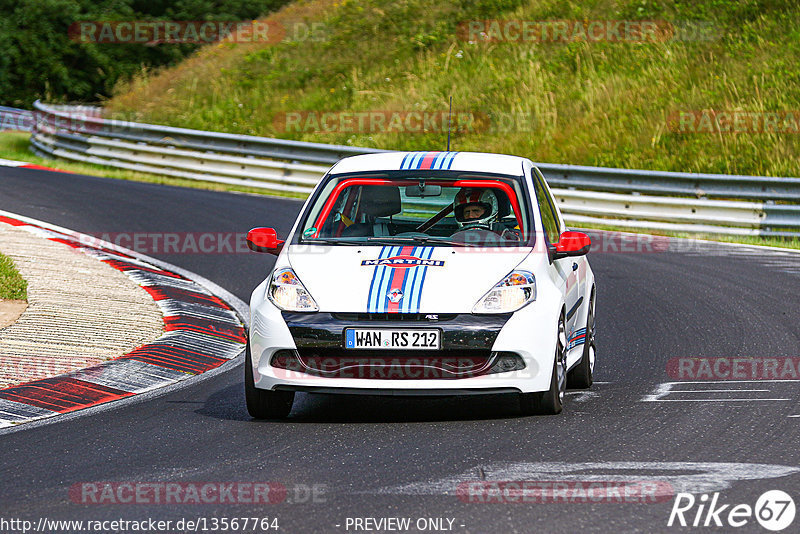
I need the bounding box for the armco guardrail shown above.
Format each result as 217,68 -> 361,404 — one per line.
0,106 -> 34,131
30,100 -> 800,237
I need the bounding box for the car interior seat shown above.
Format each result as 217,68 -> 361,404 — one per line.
341,186 -> 401,237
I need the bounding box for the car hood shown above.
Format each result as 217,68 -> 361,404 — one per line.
287,244 -> 531,314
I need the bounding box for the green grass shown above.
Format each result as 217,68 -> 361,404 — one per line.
0,253 -> 27,301
11,0 -> 800,254
0,131 -> 306,198
107,0 -> 800,178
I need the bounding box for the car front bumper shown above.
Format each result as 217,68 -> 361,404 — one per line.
249,282 -> 559,394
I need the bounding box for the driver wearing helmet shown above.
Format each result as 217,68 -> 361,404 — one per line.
452,188 -> 519,241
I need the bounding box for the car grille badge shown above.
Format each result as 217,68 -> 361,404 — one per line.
387,288 -> 403,303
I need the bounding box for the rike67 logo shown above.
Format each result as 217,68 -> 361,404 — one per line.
668,490 -> 795,531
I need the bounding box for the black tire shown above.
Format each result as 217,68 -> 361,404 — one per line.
520,313 -> 566,416
244,341 -> 294,419
567,290 -> 595,389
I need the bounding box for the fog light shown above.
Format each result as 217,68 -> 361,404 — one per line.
270,349 -> 302,370
488,352 -> 526,374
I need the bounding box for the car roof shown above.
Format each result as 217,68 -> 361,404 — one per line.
329,151 -> 527,177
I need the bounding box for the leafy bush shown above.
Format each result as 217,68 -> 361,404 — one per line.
0,0 -> 288,107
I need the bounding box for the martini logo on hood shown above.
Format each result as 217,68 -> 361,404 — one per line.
361,255 -> 444,268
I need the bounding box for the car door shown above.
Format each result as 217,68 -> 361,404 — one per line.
531,170 -> 581,336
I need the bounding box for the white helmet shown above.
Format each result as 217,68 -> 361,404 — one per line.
453,188 -> 499,229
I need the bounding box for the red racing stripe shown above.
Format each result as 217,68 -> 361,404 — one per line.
419,152 -> 437,170
387,246 -> 414,313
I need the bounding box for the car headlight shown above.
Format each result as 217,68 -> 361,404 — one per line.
267,267 -> 319,312
472,270 -> 536,314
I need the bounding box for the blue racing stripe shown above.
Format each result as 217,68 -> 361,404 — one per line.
408,246 -> 435,312
406,249 -> 425,312
366,246 -> 382,311
367,246 -> 392,312
371,247 -> 392,312
418,246 -> 436,310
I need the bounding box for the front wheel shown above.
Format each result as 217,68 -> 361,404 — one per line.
244,341 -> 294,419
520,314 -> 566,415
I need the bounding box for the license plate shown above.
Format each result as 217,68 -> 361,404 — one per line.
344,328 -> 441,350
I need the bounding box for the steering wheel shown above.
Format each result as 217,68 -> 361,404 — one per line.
458,222 -> 492,232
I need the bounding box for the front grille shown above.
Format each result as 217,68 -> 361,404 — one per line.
271,349 -> 496,379
330,313 -> 458,322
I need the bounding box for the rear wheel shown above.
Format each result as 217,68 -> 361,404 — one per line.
244,341 -> 294,419
520,313 -> 566,415
567,290 -> 595,389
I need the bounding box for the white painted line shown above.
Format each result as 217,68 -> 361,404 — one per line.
789,415 -> 800,418
0,398 -> 59,422
72,359 -> 189,393
669,380 -> 800,384
649,398 -> 791,402
642,380 -> 799,402
0,158 -> 27,167
156,299 -> 240,323
669,389 -> 770,393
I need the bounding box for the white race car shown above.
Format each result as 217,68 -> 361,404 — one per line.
245,151 -> 596,418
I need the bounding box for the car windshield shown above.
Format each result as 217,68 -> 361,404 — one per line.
295,172 -> 532,247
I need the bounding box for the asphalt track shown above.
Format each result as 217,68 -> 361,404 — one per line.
1,166 -> 799,533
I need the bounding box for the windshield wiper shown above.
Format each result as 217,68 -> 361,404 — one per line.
300,238 -> 361,245
366,236 -> 478,247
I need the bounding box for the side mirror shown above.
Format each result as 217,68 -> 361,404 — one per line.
247,227 -> 284,254
553,231 -> 590,260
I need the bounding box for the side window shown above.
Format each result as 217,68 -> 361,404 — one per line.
533,174 -> 560,244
